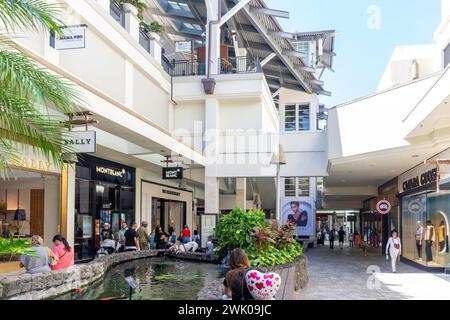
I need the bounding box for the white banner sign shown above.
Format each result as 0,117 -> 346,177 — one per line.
51,25 -> 86,50
175,41 -> 192,53
63,131 -> 96,153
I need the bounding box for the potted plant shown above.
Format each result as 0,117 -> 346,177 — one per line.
220,58 -> 233,74
117,0 -> 148,22
140,21 -> 165,41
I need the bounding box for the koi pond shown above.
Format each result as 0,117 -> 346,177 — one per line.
56,257 -> 225,300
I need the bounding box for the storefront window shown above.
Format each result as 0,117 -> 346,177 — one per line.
402,183 -> 450,268
74,155 -> 135,262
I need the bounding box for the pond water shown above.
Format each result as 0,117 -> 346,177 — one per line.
57,257 -> 226,300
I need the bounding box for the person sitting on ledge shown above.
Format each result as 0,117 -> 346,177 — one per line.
169,240 -> 199,254
20,235 -> 56,274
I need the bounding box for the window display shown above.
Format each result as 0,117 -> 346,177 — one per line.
401,190 -> 450,268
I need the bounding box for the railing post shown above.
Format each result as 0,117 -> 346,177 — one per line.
123,3 -> 140,42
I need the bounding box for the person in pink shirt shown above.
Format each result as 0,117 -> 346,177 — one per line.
51,234 -> 74,271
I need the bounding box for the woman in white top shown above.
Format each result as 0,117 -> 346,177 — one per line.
385,230 -> 402,273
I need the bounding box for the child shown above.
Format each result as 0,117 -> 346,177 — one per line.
206,235 -> 214,255
192,230 -> 201,247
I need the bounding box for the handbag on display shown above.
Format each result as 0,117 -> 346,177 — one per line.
14,209 -> 26,221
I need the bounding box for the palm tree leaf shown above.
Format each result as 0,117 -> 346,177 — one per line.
0,0 -> 63,34
0,88 -> 75,169
0,50 -> 81,114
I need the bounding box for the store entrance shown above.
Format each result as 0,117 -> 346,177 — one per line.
151,198 -> 186,236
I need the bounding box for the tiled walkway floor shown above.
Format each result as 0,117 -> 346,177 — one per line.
295,244 -> 450,300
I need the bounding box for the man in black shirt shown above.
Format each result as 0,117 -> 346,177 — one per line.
124,222 -> 140,252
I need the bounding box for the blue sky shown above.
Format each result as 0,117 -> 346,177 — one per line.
265,0 -> 441,107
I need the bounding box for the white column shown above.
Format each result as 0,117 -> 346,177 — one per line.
203,96 -> 220,245
206,0 -> 221,76
123,3 -> 140,43
149,33 -> 162,64
236,178 -> 247,210
97,0 -> 110,12
63,165 -> 76,250
124,60 -> 134,108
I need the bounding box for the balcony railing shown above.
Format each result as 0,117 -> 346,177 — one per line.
139,29 -> 150,52
170,60 -> 206,77
161,55 -> 172,75
219,56 -> 261,74
169,56 -> 261,77
110,1 -> 125,28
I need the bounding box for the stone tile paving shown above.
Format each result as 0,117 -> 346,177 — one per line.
295,244 -> 450,300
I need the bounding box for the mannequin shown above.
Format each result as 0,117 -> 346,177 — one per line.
425,220 -> 435,262
438,220 -> 447,252
415,221 -> 424,260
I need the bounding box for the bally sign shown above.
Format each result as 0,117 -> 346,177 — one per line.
63,131 -> 96,153
162,167 -> 183,180
50,25 -> 86,50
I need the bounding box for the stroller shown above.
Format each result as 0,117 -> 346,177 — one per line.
96,239 -> 119,258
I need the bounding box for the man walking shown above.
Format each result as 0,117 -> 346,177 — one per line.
124,222 -> 140,252
338,226 -> 345,249
329,228 -> 336,250
137,221 -> 150,250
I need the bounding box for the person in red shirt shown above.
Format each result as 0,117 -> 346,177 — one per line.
182,225 -> 191,244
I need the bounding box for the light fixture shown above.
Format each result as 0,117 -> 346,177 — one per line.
412,155 -> 420,158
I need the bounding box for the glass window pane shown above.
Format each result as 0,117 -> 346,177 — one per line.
298,177 -> 310,196
285,105 -> 297,132
298,105 -> 310,131
284,178 -> 296,197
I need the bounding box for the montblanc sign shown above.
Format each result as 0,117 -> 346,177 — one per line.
162,167 -> 183,180
63,131 -> 96,153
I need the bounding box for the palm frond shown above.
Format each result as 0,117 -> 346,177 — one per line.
0,235 -> 35,256
0,50 -> 81,114
0,88 -> 75,169
0,0 -> 63,34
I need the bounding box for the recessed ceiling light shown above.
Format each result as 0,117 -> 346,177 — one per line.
341,179 -> 346,183
391,170 -> 397,173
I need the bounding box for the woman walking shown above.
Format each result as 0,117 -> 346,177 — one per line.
385,230 -> 402,273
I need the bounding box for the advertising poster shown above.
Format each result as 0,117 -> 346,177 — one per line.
281,199 -> 315,236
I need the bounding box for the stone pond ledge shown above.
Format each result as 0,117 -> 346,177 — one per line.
196,255 -> 309,300
166,251 -> 221,264
0,250 -> 160,300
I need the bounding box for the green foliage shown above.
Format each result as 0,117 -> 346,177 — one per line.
0,0 -> 80,179
117,0 -> 148,22
214,208 -> 265,249
247,242 -> 303,268
140,21 -> 165,34
214,208 -> 303,267
0,234 -> 35,256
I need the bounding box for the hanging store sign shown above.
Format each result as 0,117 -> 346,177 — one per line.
63,131 -> 96,153
175,41 -> 192,53
376,200 -> 391,215
162,167 -> 183,180
50,25 -> 87,50
401,168 -> 437,193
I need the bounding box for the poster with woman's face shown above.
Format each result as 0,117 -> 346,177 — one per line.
281,199 -> 314,236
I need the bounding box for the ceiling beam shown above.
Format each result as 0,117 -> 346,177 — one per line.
260,52 -> 276,67
249,7 -> 290,19
220,0 -> 252,27
239,5 -> 312,93
268,30 -> 295,40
